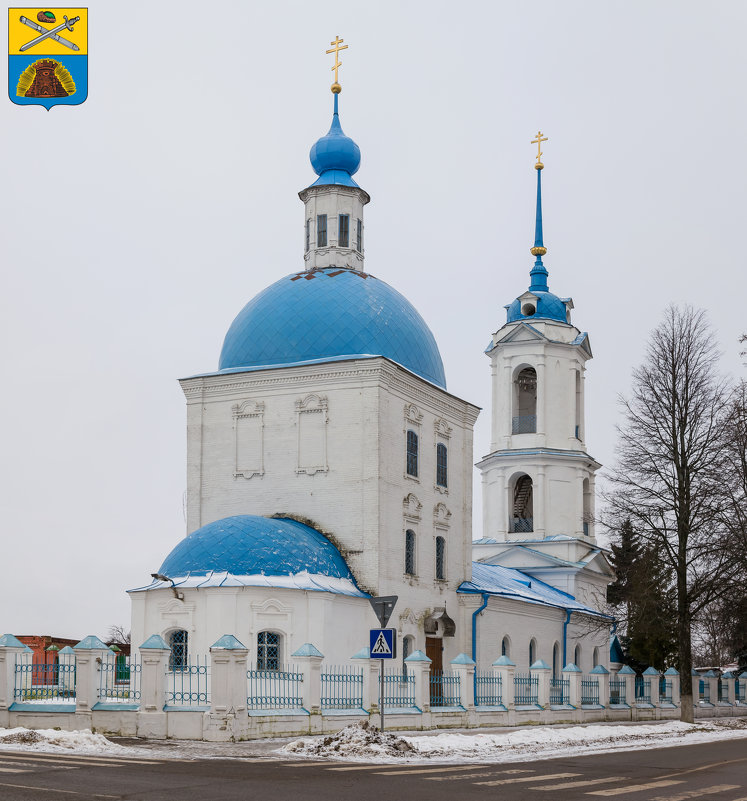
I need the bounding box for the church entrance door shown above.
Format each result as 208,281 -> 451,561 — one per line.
426,637 -> 443,706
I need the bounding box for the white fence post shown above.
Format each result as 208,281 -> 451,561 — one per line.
591,665 -> 610,707
563,663 -> 582,708
351,648 -> 374,713
530,659 -> 552,708
0,635 -> 27,722
405,650 -> 431,712
450,654 -> 476,710
73,636 -> 110,714
643,667 -> 660,706
618,665 -> 636,706
137,634 -> 170,738
292,643 -> 323,717
493,656 -> 515,708
205,635 -> 249,741
663,667 -> 679,708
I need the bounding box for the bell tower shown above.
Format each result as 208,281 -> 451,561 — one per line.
478,134 -> 600,560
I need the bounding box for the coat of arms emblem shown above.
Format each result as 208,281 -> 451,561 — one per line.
8,7 -> 87,109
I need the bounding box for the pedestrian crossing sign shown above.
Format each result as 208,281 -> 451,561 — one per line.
370,628 -> 396,659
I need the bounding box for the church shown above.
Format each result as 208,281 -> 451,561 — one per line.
128,42 -> 613,682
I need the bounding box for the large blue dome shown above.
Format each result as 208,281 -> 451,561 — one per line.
219,267 -> 447,388
159,515 -> 358,582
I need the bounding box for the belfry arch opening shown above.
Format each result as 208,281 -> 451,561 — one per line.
582,478 -> 592,537
510,473 -> 533,533
512,367 -> 537,434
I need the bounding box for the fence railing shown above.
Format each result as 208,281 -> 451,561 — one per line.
581,677 -> 600,705
717,680 -> 727,702
383,669 -> 416,709
165,657 -> 210,707
430,671 -> 461,707
737,680 -> 745,703
474,670 -> 502,706
550,677 -> 570,705
514,672 -> 539,705
14,661 -> 76,702
510,518 -> 534,533
512,415 -> 537,434
660,678 -> 673,703
610,678 -> 626,704
320,665 -> 364,710
99,655 -> 141,703
635,677 -> 651,703
699,680 -> 711,703
247,666 -> 303,711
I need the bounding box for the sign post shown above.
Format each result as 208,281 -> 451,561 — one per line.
368,596 -> 397,732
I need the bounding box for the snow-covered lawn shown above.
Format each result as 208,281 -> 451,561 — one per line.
0,727 -> 140,755
283,719 -> 747,762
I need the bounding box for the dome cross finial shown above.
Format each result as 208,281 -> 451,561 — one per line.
326,35 -> 348,94
529,131 -> 549,292
531,130 -> 548,170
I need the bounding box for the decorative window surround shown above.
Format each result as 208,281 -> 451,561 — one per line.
295,394 -> 328,475
404,403 -> 423,482
233,400 -> 265,479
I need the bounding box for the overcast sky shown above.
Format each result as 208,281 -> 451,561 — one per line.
1,1 -> 745,639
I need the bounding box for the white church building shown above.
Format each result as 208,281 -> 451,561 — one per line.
128,64 -> 613,685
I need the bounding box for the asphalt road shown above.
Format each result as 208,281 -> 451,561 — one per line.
0,737 -> 746,801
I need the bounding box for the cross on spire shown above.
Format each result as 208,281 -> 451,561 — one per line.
531,130 -> 548,170
326,35 -> 348,93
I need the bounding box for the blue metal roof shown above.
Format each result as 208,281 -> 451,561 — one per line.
459,562 -> 608,617
219,267 -> 446,388
155,515 -> 363,593
506,290 -> 570,324
308,94 -> 361,188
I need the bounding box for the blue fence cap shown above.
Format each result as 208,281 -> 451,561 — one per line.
292,643 -> 324,658
74,635 -> 109,651
617,665 -> 636,675
530,659 -> 551,671
404,649 -> 431,663
590,664 -> 610,675
722,670 -> 735,679
59,646 -> 75,655
642,667 -> 660,676
451,653 -> 476,666
562,663 -> 582,673
211,634 -> 247,650
351,647 -> 370,659
691,669 -> 701,676
703,670 -> 718,678
664,667 -> 679,676
0,634 -> 27,649
140,634 -> 170,650
492,655 -> 515,667
740,671 -> 747,679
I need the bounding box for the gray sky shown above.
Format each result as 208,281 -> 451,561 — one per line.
1,1 -> 744,639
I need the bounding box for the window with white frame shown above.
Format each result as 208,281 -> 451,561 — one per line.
257,631 -> 281,670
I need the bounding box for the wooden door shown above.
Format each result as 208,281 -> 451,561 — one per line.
426,637 -> 443,706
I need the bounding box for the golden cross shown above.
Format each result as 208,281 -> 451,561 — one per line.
326,35 -> 348,85
531,131 -> 548,165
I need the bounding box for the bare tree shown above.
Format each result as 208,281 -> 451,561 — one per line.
604,305 -> 737,722
107,624 -> 131,646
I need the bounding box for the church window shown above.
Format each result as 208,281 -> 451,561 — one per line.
338,214 -> 349,247
317,214 -> 327,247
552,642 -> 560,678
436,443 -> 448,488
406,430 -> 419,477
405,529 -> 416,576
305,218 -> 310,252
257,631 -> 281,670
435,535 -> 446,580
501,636 -> 510,658
574,644 -> 581,669
529,638 -> 536,667
582,478 -> 592,537
574,370 -> 582,439
402,635 -> 414,667
356,218 -> 363,252
592,647 -> 599,668
168,630 -> 188,671
512,367 -> 537,434
510,474 -> 533,533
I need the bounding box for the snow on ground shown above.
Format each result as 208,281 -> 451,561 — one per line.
0,727 -> 148,756
283,719 -> 747,763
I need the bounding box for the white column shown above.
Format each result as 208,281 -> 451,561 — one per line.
532,660 -> 552,708
535,467 -> 546,537
591,665 -> 610,707
663,668 -> 680,708
643,667 -> 660,706
405,651 -> 432,712
492,656 -> 515,709
73,636 -> 110,713
563,664 -> 582,708
575,468 -> 585,538
206,636 -> 249,741
618,666 -> 636,707
291,644 -> 324,716
450,655 -> 475,710
503,363 -> 513,445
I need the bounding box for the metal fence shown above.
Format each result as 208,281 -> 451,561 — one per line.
610,678 -> 626,704
14,660 -> 76,702
165,656 -> 210,707
320,665 -> 364,710
635,677 -> 651,703
717,680 -> 728,702
430,671 -> 461,707
99,654 -> 141,703
581,677 -> 600,705
699,679 -> 711,703
737,680 -> 745,703
247,666 -> 303,711
381,669 -> 416,709
550,677 -> 570,705
510,518 -> 534,533
660,678 -> 673,703
474,670 -> 502,706
514,672 -> 539,705
512,414 -> 537,434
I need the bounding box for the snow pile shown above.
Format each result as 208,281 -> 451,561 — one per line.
0,727 -> 130,754
286,721 -> 418,759
283,719 -> 747,763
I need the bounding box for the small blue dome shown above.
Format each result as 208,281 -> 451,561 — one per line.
159,515 -> 357,581
506,290 -> 569,324
308,96 -> 361,188
219,267 -> 446,388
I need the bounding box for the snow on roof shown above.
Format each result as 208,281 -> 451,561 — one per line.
458,562 -> 609,617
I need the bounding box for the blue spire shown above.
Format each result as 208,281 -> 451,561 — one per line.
529,166 -> 549,293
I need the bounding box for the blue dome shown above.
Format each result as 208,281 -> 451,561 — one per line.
159,515 -> 357,581
219,267 -> 447,388
308,97 -> 361,188
506,290 -> 569,324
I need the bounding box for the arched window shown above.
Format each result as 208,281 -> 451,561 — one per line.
435,536 -> 446,580
436,443 -> 448,488
592,646 -> 599,668
582,478 -> 592,538
406,430 -> 418,477
552,642 -> 560,678
511,474 -> 534,533
574,369 -> 582,438
402,635 -> 414,668
501,637 -> 510,658
574,644 -> 581,669
257,631 -> 281,670
405,529 -> 416,576
529,638 -> 537,667
168,630 -> 188,671
513,367 -> 537,434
